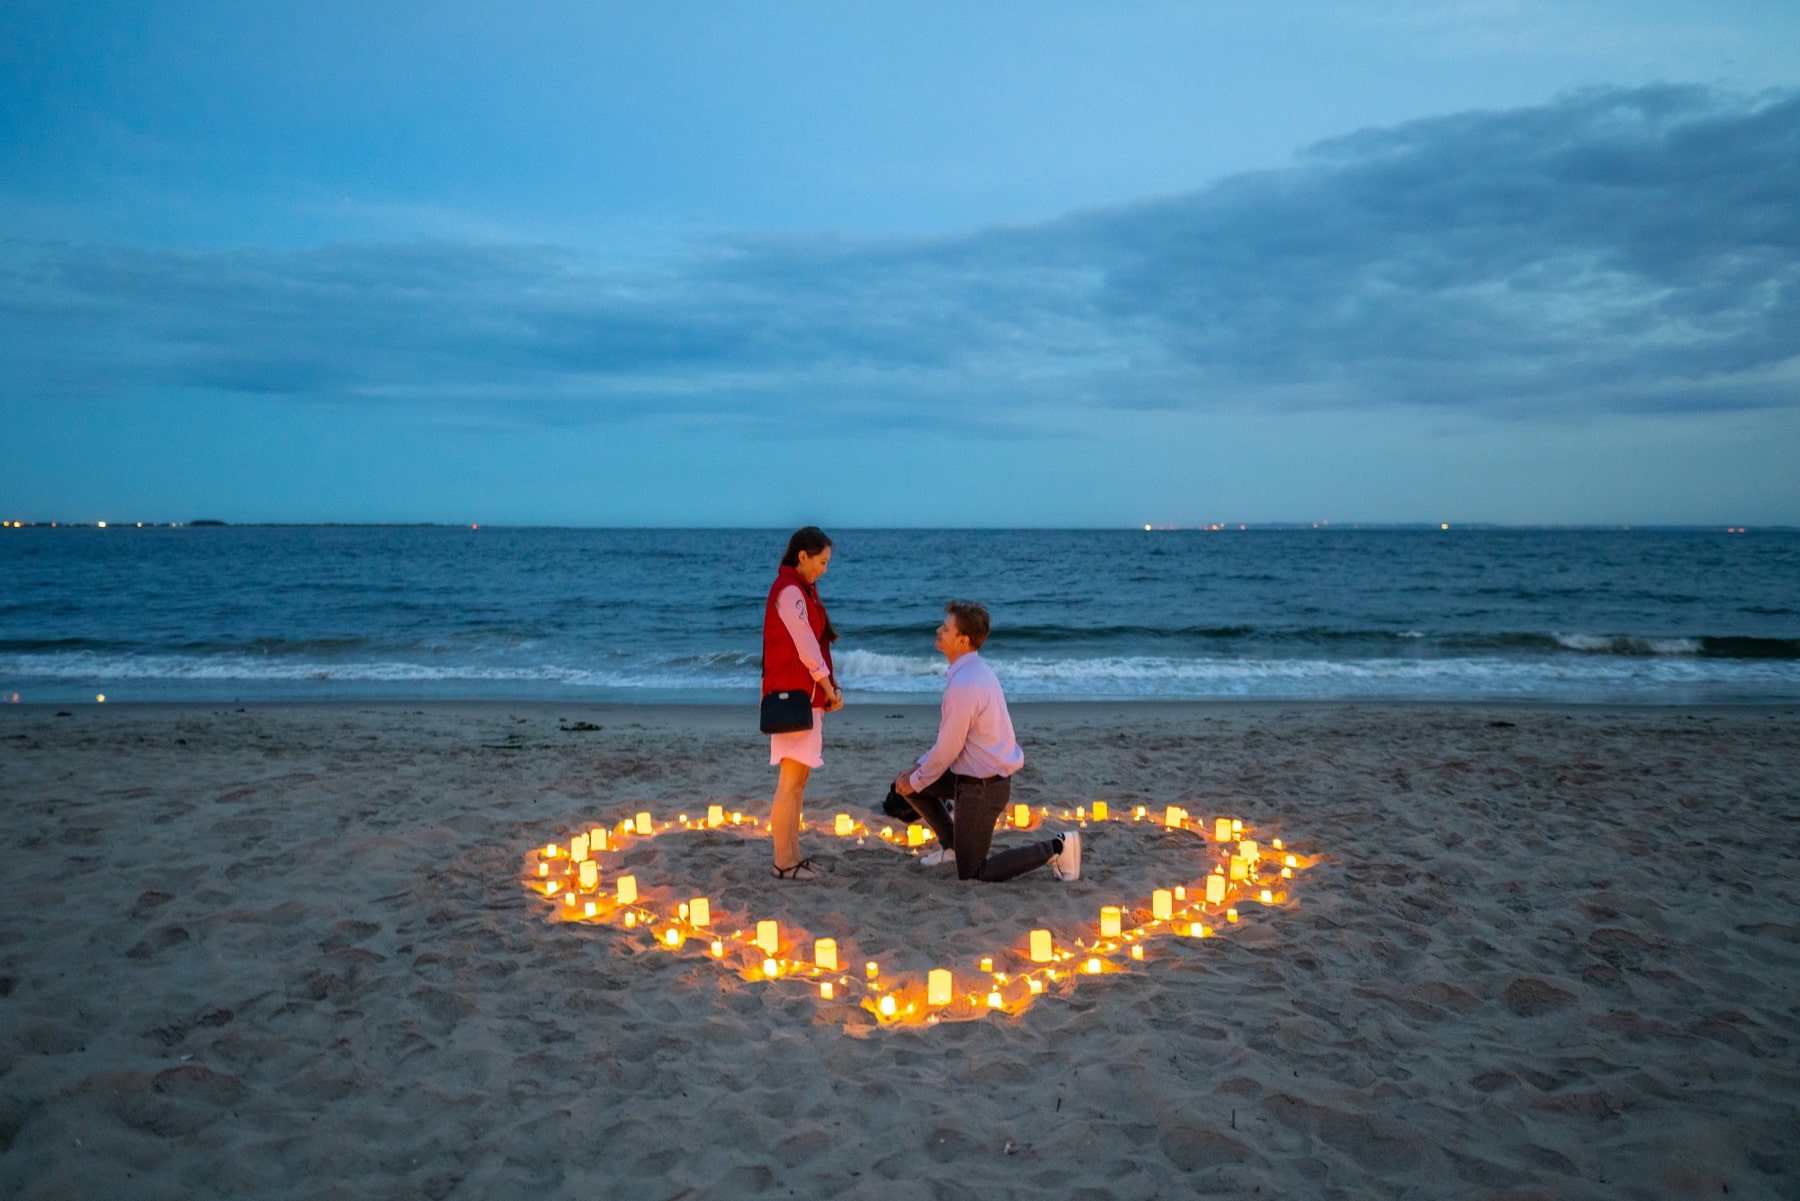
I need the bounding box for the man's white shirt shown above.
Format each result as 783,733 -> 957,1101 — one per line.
907,652 -> 1024,790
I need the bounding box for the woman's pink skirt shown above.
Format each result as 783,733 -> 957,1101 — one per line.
769,708 -> 826,768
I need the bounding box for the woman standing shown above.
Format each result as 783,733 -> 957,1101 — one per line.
762,526 -> 844,880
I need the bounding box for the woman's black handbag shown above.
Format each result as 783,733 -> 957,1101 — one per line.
759,689 -> 815,734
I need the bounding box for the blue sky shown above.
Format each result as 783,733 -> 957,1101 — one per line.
2,1 -> 1797,526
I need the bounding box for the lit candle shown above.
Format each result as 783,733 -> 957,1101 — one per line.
1260,889 -> 1273,905
1028,978 -> 1043,994
664,928 -> 683,947
579,861 -> 598,890
710,939 -> 723,957
986,991 -> 1003,1008
615,875 -> 637,904
878,995 -> 896,1017
634,812 -> 652,836
1281,866 -> 1293,879
1099,906 -> 1122,937
1205,875 -> 1227,904
689,898 -> 710,927
1134,806 -> 1146,820
1285,854 -> 1297,868
835,813 -> 853,836
1213,818 -> 1231,842
866,961 -> 879,979
1272,838 -> 1284,851
1232,819 -> 1243,835
814,938 -> 838,971
1012,803 -> 1030,828
763,957 -> 779,977
1093,801 -> 1108,821
928,969 -> 952,1006
623,912 -> 636,927
978,956 -> 993,973
1152,890 -> 1173,920
820,981 -> 834,1000
707,804 -> 724,828
1226,907 -> 1239,923
1130,944 -> 1144,960
756,920 -> 779,955
1029,930 -> 1053,963
1190,922 -> 1209,937
1084,958 -> 1102,974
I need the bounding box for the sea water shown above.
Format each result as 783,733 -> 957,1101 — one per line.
2,526 -> 1796,704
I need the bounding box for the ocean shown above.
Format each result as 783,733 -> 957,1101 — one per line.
2,526 -> 1796,705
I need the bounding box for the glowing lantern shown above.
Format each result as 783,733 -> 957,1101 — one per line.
578,862 -> 598,890
978,956 -> 993,973
1232,819 -> 1243,835
1281,867 -> 1293,879
1211,818 -> 1231,841
707,805 -> 724,828
634,812 -> 653,836
571,834 -> 589,862
1134,807 -> 1147,820
878,995 -> 897,1017
756,920 -> 779,955
1096,800 -> 1114,821
1205,875 -> 1227,905
583,901 -> 597,917
589,827 -> 608,851
906,825 -> 926,847
689,898 -> 710,927
615,876 -> 637,904
536,863 -> 549,878
1028,978 -> 1043,994
1285,854 -> 1297,868
928,969 -> 952,1006
1226,908 -> 1239,923
710,939 -> 723,957
814,938 -> 838,971
1130,944 -> 1144,960
1239,839 -> 1259,862
1152,890 -> 1173,920
1174,886 -> 1186,901
1084,958 -> 1102,974
835,813 -> 854,836
1012,803 -> 1030,828
1260,889 -> 1273,905
664,928 -> 683,948
986,991 -> 1003,1008
763,957 -> 779,977
1164,806 -> 1186,829
1029,930 -> 1053,963
623,912 -> 636,927
820,982 -> 834,1000
1189,922 -> 1209,937
563,892 -> 576,909
1099,906 -> 1122,937
1272,838 -> 1284,851
1229,857 -> 1249,882
544,843 -> 558,858
546,881 -> 560,896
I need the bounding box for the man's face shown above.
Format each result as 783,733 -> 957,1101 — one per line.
934,613 -> 971,658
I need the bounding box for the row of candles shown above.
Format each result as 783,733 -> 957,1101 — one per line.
523,802 -> 1306,1024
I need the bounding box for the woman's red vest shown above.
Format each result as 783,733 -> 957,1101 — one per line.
762,565 -> 835,699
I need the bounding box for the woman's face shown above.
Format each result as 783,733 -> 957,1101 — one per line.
795,545 -> 832,583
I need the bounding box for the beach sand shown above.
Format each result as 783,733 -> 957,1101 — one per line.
2,700 -> 1796,1200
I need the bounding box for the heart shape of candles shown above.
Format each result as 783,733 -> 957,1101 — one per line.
523,802 -> 1308,1026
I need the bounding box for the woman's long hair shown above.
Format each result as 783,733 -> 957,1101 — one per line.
778,527 -> 838,644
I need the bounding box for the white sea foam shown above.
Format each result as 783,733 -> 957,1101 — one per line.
1555,634 -> 1703,655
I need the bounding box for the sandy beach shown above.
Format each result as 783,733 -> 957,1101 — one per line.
2,700 -> 1796,1200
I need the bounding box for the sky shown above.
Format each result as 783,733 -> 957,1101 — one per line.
1,0 -> 1797,527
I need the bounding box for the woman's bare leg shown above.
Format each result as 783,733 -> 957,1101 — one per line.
771,757 -> 811,870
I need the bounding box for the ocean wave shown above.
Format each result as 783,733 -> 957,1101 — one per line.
1555,634 -> 1704,655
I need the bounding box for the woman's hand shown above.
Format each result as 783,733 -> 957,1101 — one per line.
824,681 -> 846,711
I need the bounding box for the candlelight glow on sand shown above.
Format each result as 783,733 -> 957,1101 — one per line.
521,806 -> 1311,1026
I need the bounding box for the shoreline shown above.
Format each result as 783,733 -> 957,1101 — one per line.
3,700 -> 1796,1197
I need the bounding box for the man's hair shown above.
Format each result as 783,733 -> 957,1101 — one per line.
780,526 -> 833,568
944,600 -> 991,649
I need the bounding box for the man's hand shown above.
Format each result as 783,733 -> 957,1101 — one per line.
892,771 -> 916,797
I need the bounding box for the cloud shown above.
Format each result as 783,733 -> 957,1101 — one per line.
3,85 -> 1796,428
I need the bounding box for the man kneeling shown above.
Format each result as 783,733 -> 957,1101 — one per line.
892,600 -> 1081,883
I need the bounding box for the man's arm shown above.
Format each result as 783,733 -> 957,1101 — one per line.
895,683 -> 974,795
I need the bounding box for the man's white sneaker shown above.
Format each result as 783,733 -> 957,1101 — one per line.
919,846 -> 954,867
1050,831 -> 1082,881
